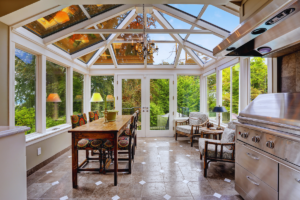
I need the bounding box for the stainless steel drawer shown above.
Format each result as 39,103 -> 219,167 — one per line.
284,140 -> 300,166
261,133 -> 286,159
236,143 -> 278,191
279,164 -> 300,200
236,163 -> 278,200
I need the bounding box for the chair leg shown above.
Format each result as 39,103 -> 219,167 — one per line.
175,131 -> 178,141
132,145 -> 135,161
190,136 -> 193,147
135,135 -> 137,148
203,155 -> 208,177
200,153 -> 202,160
86,150 -> 89,162
129,148 -> 132,174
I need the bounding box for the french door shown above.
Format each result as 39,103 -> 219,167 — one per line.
117,74 -> 174,137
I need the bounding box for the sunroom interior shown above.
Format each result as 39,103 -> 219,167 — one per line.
0,1 -> 282,199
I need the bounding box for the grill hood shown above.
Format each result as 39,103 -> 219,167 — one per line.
213,0 -> 300,58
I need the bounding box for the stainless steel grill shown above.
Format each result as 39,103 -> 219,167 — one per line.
235,93 -> 300,200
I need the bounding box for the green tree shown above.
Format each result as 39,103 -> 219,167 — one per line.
207,73 -> 216,119
250,57 -> 268,101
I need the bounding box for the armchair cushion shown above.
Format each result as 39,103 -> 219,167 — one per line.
189,112 -> 208,125
221,127 -> 235,150
198,138 -> 233,160
176,125 -> 199,134
227,121 -> 236,130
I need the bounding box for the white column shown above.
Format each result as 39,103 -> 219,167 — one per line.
9,41 -> 15,126
66,66 -> 73,124
216,69 -> 222,107
36,55 -> 46,133
272,58 -> 278,93
267,57 -> 274,93
84,74 -> 91,119
239,57 -> 250,112
200,75 -> 207,114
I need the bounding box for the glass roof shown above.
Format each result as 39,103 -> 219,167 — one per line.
193,50 -> 213,64
148,34 -> 174,41
160,12 -> 192,29
94,48 -> 113,65
148,43 -> 177,65
83,5 -> 121,18
168,4 -> 204,17
78,50 -> 97,63
24,5 -> 87,38
177,49 -> 197,65
187,34 -> 223,51
112,43 -> 144,65
201,5 -> 239,32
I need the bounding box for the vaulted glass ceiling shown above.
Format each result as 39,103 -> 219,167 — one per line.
21,3 -> 239,68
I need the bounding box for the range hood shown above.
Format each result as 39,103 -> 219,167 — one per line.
213,0 -> 300,57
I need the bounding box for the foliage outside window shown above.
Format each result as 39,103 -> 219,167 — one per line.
46,61 -> 66,128
91,76 -> 114,117
222,64 -> 240,124
250,57 -> 268,101
73,71 -> 84,115
207,73 -> 216,120
15,49 -> 36,134
177,75 -> 200,117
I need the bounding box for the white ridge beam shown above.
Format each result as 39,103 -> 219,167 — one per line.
43,4 -> 135,45
153,4 -> 229,38
74,29 -> 212,34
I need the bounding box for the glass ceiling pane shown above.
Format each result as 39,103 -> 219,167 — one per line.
187,34 -> 223,51
148,34 -> 174,41
201,5 -> 239,32
178,49 -> 197,65
161,12 -> 192,29
112,43 -> 144,65
193,50 -> 213,64
148,43 -> 177,65
168,4 -> 204,17
94,48 -> 113,65
23,5 -> 87,38
78,50 -> 97,63
83,4 -> 121,18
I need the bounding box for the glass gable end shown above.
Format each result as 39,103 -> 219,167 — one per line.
94,48 -> 114,65
178,49 -> 197,65
24,5 -> 87,38
78,50 -> 97,63
83,4 -> 121,18
148,43 -> 177,65
112,43 -> 144,65
193,50 -> 213,64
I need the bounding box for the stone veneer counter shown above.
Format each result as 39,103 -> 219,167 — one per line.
0,126 -> 30,138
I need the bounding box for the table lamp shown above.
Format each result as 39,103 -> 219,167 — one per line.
47,93 -> 61,120
90,93 -> 103,102
212,106 -> 227,130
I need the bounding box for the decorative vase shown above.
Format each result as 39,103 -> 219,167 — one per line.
102,110 -> 118,122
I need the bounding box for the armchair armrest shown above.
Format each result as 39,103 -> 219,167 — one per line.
175,119 -> 189,126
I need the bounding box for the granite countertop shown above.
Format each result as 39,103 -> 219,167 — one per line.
0,126 -> 30,138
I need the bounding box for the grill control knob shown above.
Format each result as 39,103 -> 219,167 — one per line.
241,132 -> 249,138
252,136 -> 260,143
266,141 -> 275,149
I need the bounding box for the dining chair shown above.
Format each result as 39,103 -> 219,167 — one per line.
89,110 -> 101,156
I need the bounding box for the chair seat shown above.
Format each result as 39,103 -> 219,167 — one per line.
101,137 -> 133,151
198,138 -> 233,159
77,139 -> 104,150
176,125 -> 199,134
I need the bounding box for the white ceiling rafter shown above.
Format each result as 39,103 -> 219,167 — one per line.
78,5 -> 92,19
108,45 -> 118,68
152,9 -> 203,68
174,45 -> 183,68
153,4 -> 229,38
184,41 -> 215,59
43,4 -> 135,45
87,46 -> 106,68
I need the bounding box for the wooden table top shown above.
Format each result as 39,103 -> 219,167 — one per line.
199,127 -> 224,134
68,115 -> 132,133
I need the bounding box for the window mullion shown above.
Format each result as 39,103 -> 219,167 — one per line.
66,67 -> 73,124
230,67 -> 232,122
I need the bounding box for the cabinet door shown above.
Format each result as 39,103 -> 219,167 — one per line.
279,164 -> 300,200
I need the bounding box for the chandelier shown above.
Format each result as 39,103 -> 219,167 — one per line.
134,4 -> 159,60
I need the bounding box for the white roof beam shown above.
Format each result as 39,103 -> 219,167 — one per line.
74,29 -> 212,34
153,4 -> 229,38
114,40 -> 175,43
174,45 -> 183,68
78,5 -> 91,19
87,47 -> 105,68
184,41 -> 216,59
43,4 -> 135,45
108,45 -> 118,68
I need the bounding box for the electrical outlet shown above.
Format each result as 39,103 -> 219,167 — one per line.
38,147 -> 42,156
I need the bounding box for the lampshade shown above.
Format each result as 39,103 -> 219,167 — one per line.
46,93 -> 62,102
106,95 -> 114,102
90,93 -> 103,102
212,106 -> 227,113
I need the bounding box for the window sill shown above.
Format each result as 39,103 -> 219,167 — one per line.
25,124 -> 71,146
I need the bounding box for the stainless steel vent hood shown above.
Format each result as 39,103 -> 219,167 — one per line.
213,0 -> 300,57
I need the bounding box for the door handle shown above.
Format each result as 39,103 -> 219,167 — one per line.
295,178 -> 300,183
246,176 -> 259,186
246,153 -> 259,160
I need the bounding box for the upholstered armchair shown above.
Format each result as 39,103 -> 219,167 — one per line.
175,112 -> 209,147
199,121 -> 236,177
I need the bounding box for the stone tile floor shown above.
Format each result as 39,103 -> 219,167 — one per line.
27,137 -> 242,200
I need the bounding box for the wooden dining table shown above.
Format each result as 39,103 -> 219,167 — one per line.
68,115 -> 132,188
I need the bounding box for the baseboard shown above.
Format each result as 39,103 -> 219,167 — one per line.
27,145 -> 71,177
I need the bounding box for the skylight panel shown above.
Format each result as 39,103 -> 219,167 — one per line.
23,5 -> 87,38
168,4 -> 204,17
193,50 -> 213,64
112,43 -> 144,65
177,49 -> 197,65
83,4 -> 121,18
148,43 -> 177,65
94,49 -> 114,65
148,34 -> 174,41
160,13 -> 192,29
187,34 -> 223,51
78,50 -> 97,63
201,5 -> 239,32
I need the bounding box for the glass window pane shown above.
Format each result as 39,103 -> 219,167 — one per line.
112,43 -> 144,65
250,57 -> 268,101
193,50 -> 213,64
94,48 -> 114,65
168,4 -> 204,17
148,43 -> 177,65
78,50 -> 97,63
15,49 -> 36,134
201,5 -> 239,32
187,34 -> 223,51
122,79 -> 142,130
150,79 -> 169,130
46,61 -> 66,128
83,5 -> 121,18
160,12 -> 192,29
91,76 -> 114,117
207,73 -> 216,120
232,64 -> 240,121
177,75 -> 200,117
24,6 -> 87,38
178,49 -> 197,65
222,67 -> 230,124
73,71 -> 84,115
148,34 -> 175,41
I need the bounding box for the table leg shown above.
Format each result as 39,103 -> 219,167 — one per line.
214,134 -> 217,140
114,132 -> 118,186
72,134 -> 79,188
